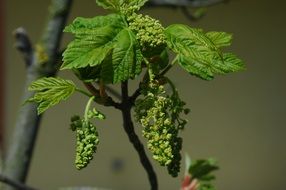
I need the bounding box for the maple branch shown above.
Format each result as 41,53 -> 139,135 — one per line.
0,174 -> 38,190
4,1 -> 73,189
105,85 -> 122,100
120,81 -> 158,190
83,82 -> 121,109
129,85 -> 142,105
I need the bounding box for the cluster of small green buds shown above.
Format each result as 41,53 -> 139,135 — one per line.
87,108 -> 106,120
120,4 -> 141,16
127,13 -> 166,52
169,90 -> 190,130
134,81 -> 189,177
166,137 -> 182,177
70,115 -> 99,170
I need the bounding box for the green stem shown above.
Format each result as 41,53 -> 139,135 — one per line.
75,88 -> 92,98
143,57 -> 155,82
83,82 -> 121,109
84,96 -> 95,121
159,55 -> 178,76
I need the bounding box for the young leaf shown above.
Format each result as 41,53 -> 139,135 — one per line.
62,32 -> 114,70
28,77 -> 76,114
63,15 -> 143,84
177,55 -> 214,80
199,183 -> 216,190
185,153 -> 192,176
125,0 -> 148,8
206,31 -> 233,47
95,0 -> 121,11
165,24 -> 244,80
64,13 -> 174,84
211,53 -> 245,74
95,0 -> 148,11
165,24 -> 222,80
188,159 -> 219,180
111,29 -> 143,83
100,29 -> 143,83
73,66 -> 101,82
62,14 -> 126,70
64,14 -> 125,33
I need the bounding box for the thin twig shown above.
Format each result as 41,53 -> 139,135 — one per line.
83,82 -> 100,97
129,85 -> 142,105
90,83 -> 121,101
120,81 -> 158,190
105,85 -> 121,100
129,70 -> 151,105
0,174 -> 38,190
83,82 -> 121,109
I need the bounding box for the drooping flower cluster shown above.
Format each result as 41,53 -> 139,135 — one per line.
70,115 -> 99,170
127,13 -> 166,52
120,4 -> 141,16
134,81 -> 189,177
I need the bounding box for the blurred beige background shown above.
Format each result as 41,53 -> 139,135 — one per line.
4,0 -> 286,190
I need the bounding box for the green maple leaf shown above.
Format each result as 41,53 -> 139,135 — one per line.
188,158 -> 219,190
95,0 -> 148,11
96,0 -> 121,11
206,31 -> 233,47
27,77 -> 76,114
165,24 -> 244,80
62,14 -> 143,84
62,14 -> 125,70
101,28 -> 143,83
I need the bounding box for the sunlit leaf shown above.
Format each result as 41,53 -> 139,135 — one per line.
206,31 -> 233,47
165,24 -> 244,80
62,14 -> 126,70
95,0 -> 121,11
28,77 -> 76,114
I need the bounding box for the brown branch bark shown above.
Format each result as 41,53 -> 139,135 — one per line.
104,85 -> 122,100
83,82 -> 121,109
129,85 -> 142,105
3,0 -> 73,189
120,81 -> 158,190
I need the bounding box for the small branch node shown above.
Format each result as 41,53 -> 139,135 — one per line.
129,86 -> 142,105
83,82 -> 121,109
13,27 -> 33,66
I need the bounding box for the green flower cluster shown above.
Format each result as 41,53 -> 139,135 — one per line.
127,13 -> 166,51
134,81 -> 189,177
120,4 -> 141,16
70,115 -> 99,170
